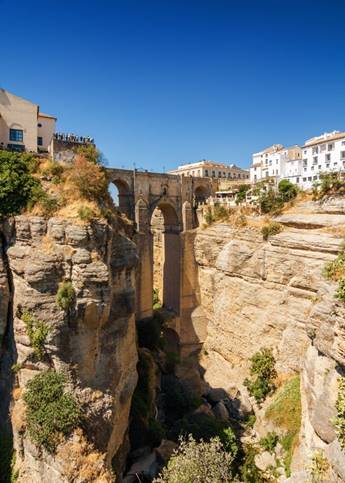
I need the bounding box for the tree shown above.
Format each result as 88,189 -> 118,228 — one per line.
0,151 -> 40,218
154,436 -> 235,483
278,179 -> 298,201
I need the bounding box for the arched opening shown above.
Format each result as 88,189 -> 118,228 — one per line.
194,185 -> 209,205
109,179 -> 131,216
150,201 -> 180,314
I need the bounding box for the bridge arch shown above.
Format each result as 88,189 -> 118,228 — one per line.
150,199 -> 181,314
109,178 -> 132,216
194,184 -> 210,205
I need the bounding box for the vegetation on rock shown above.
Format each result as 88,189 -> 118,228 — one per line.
261,222 -> 283,240
259,180 -> 297,215
307,450 -> 331,483
56,281 -> 75,311
153,435 -> 235,483
78,205 -> 96,222
333,376 -> 345,449
244,348 -> 277,403
313,172 -> 345,199
22,311 -> 49,359
265,375 -> 301,477
323,244 -> 345,302
67,156 -> 109,202
23,370 -> 81,452
153,288 -> 162,310
0,427 -> 18,483
235,184 -> 251,204
259,431 -> 279,453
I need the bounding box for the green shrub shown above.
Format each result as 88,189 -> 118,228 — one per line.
22,311 -> 49,360
78,206 -> 96,222
11,363 -> 22,374
0,150 -> 42,218
243,414 -> 256,429
278,179 -> 298,201
153,435 -> 235,483
318,172 -> 345,198
56,282 -> 75,311
23,370 -> 80,452
259,431 -> 279,453
41,160 -> 64,178
240,444 -> 267,483
244,348 -> 277,403
265,375 -> 301,477
236,184 -> 251,204
205,207 -> 215,225
336,278 -> 345,302
333,376 -> 345,449
259,190 -> 284,215
261,222 -> 283,240
153,288 -> 162,310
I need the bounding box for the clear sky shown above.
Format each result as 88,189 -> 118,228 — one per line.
1,0 -> 345,171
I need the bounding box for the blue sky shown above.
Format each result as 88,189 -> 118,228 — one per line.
1,0 -> 345,170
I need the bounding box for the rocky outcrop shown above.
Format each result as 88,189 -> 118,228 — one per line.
193,199 -> 345,479
1,215 -> 139,482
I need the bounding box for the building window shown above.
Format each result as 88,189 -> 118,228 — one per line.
9,129 -> 23,142
303,177 -> 307,181
212,171 -> 215,177
342,141 -> 345,146
296,177 -> 300,183
312,146 -> 319,154
326,153 -> 331,161
308,177 -> 312,181
37,136 -> 43,146
205,169 -> 208,176
320,144 -> 326,152
303,159 -> 308,166
328,143 -> 334,151
38,123 -> 42,128
326,164 -> 330,168
341,151 -> 345,159
7,143 -> 25,152
313,156 -> 318,164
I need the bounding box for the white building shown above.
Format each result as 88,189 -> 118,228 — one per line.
300,131 -> 345,189
169,160 -> 250,180
250,132 -> 345,190
0,88 -> 56,154
250,144 -> 284,183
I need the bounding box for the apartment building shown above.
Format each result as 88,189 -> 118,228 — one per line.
300,131 -> 345,189
169,160 -> 250,180
250,132 -> 345,190
0,88 -> 56,154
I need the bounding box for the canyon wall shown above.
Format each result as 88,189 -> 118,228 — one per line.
191,199 -> 345,480
0,215 -> 139,482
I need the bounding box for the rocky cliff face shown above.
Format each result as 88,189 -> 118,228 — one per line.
193,198 -> 345,480
1,215 -> 139,482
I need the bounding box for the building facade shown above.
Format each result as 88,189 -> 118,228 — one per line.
0,88 -> 56,154
300,131 -> 345,189
250,132 -> 345,190
169,160 -> 250,180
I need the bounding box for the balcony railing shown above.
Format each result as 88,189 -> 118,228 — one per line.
53,133 -> 94,144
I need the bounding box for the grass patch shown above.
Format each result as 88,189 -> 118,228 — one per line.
23,370 -> 81,452
265,375 -> 301,477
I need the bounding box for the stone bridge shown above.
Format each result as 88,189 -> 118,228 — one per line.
107,168 -> 217,323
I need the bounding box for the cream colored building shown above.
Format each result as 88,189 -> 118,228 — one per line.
0,88 -> 56,154
169,160 -> 250,180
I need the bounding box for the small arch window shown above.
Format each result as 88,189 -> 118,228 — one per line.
38,123 -> 42,128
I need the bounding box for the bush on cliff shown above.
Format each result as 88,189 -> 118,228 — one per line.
244,348 -> 276,403
67,155 -> 108,202
153,435 -> 235,483
23,370 -> 80,452
261,222 -> 283,240
22,311 -> 49,360
0,150 -> 41,218
56,281 -> 75,311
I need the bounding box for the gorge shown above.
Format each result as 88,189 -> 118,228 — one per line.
1,159 -> 345,482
